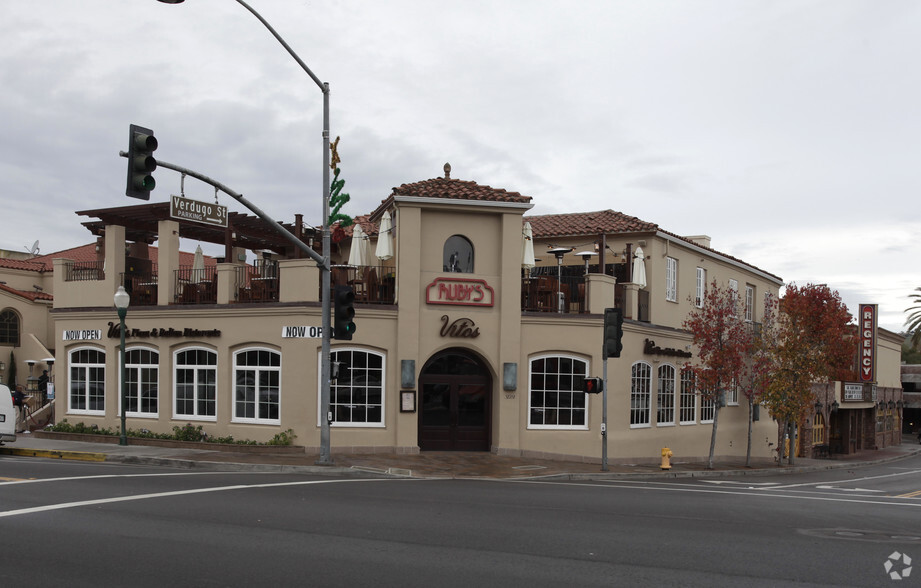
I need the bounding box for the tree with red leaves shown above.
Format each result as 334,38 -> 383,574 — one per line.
683,280 -> 753,469
760,283 -> 855,465
737,293 -> 776,467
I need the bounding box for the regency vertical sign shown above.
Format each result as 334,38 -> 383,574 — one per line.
858,303 -> 877,383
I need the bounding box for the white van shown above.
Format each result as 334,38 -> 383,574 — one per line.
0,384 -> 16,443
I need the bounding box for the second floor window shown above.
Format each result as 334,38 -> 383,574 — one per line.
444,235 -> 474,273
666,257 -> 677,302
695,268 -> 705,308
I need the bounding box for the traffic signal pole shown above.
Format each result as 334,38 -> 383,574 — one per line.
602,355 -> 608,471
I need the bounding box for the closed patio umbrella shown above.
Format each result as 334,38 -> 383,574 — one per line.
522,222 -> 535,273
348,223 -> 371,268
376,211 -> 394,261
632,246 -> 647,288
191,244 -> 205,284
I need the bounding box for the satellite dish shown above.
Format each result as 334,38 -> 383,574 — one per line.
25,240 -> 39,256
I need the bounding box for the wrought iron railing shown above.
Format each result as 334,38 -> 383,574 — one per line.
174,265 -> 217,305
329,264 -> 396,305
235,263 -> 280,303
65,260 -> 105,282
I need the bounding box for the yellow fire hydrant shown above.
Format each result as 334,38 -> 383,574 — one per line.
660,447 -> 673,470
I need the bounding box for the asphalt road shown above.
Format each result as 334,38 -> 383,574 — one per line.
1,454 -> 919,587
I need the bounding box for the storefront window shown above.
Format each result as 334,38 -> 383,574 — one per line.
233,348 -> 281,424
0,308 -> 20,346
657,364 -> 676,426
679,369 -> 696,424
327,349 -> 384,427
174,348 -> 217,420
443,235 -> 474,273
529,355 -> 588,429
69,348 -> 105,414
630,361 -> 651,427
125,347 -> 158,417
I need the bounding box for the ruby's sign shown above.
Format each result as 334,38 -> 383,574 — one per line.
858,303 -> 877,383
426,277 -> 494,307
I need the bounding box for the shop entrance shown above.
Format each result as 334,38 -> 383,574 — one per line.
418,349 -> 491,451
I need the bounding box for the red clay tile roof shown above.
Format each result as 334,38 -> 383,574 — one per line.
0,282 -> 53,302
393,176 -> 533,204
0,257 -> 47,272
525,209 -> 782,282
525,210 -> 658,238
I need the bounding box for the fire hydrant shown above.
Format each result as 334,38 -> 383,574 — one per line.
660,447 -> 673,470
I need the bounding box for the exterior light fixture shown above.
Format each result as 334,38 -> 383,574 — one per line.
114,286 -> 130,446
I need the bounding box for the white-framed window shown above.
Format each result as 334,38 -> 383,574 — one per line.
174,347 -> 217,420
233,348 -> 281,424
666,257 -> 677,302
630,361 -> 652,427
679,368 -> 696,424
727,379 -> 739,405
744,284 -> 755,322
124,347 -> 158,417
529,355 -> 589,429
701,394 -> 716,423
728,279 -> 739,316
657,364 -> 676,426
322,348 -> 385,427
695,267 -> 706,307
68,347 -> 105,415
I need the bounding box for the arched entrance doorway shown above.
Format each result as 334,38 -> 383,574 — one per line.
418,348 -> 492,451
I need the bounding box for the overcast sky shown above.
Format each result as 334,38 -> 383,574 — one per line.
1,1 -> 918,332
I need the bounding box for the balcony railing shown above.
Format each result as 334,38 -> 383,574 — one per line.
235,263 -> 279,303
174,266 -> 217,305
65,260 -> 105,282
522,267 -> 587,313
330,264 -> 395,305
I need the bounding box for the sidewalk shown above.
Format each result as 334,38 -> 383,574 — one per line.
2,433 -> 919,480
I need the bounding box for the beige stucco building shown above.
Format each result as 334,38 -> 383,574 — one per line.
0,166 -> 902,462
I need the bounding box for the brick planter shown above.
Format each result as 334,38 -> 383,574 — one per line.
33,430 -> 306,454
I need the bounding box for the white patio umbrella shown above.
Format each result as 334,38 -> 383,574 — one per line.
376,210 -> 394,261
348,223 -> 371,268
522,222 -> 535,273
632,246 -> 647,288
191,244 -> 206,283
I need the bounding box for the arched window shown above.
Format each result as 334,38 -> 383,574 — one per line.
125,347 -> 159,417
657,364 -> 676,426
0,309 -> 20,346
679,368 -> 697,424
812,412 -> 826,445
69,348 -> 105,414
233,348 -> 281,424
443,235 -> 474,273
630,362 -> 651,427
174,348 -> 217,420
529,355 -> 588,429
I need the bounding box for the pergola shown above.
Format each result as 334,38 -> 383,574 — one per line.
77,202 -> 318,260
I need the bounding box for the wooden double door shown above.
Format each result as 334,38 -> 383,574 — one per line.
418,350 -> 491,451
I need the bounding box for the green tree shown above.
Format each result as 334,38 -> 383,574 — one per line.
905,287 -> 921,349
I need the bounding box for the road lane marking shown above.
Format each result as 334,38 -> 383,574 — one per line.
896,489 -> 921,498
757,468 -> 921,490
0,477 -> 416,518
521,479 -> 921,508
700,481 -> 780,486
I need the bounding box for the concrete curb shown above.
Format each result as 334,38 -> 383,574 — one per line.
0,447 -> 107,462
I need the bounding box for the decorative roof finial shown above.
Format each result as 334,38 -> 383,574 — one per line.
444,163 -> 451,179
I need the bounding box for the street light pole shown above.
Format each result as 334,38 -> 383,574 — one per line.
114,286 -> 130,446
158,0 -> 334,464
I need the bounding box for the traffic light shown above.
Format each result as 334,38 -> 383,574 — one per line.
126,124 -> 158,200
603,307 -> 624,359
333,285 -> 356,340
583,377 -> 603,394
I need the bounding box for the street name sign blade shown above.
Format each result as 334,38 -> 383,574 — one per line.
170,195 -> 228,228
